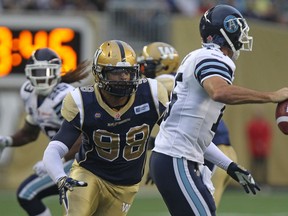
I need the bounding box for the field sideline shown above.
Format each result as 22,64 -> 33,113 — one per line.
0,186 -> 287,215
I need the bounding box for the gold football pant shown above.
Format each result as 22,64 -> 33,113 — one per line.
64,161 -> 140,216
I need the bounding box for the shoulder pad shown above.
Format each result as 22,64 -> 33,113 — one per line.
61,88 -> 81,124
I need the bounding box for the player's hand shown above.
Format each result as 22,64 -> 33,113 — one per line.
227,162 -> 260,194
0,136 -> 12,158
145,171 -> 154,185
33,160 -> 47,177
57,176 -> 88,208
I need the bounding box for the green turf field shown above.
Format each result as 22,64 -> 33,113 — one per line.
0,186 -> 287,215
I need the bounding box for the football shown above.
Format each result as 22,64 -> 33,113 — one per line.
275,99 -> 288,134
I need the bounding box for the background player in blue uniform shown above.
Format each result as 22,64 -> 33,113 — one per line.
0,48 -> 89,216
43,40 -> 168,216
204,119 -> 237,207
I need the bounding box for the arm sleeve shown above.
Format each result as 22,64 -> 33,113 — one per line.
204,142 -> 233,170
43,140 -> 69,183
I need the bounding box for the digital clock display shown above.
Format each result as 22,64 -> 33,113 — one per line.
0,14 -> 94,78
0,27 -> 80,77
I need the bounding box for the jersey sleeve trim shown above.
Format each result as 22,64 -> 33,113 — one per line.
61,88 -> 83,128
70,88 -> 84,127
195,58 -> 233,85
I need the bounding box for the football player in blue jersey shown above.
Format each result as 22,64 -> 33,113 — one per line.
42,40 -> 168,216
0,48 -> 89,216
149,4 -> 288,216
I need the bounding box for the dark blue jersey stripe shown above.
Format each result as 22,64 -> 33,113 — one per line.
195,58 -> 233,84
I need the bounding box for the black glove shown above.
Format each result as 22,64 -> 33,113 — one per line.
227,162 -> 260,194
57,176 -> 88,209
145,171 -> 154,185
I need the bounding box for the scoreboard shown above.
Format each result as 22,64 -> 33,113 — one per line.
0,14 -> 94,77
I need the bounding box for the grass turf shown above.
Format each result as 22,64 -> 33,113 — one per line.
0,186 -> 287,216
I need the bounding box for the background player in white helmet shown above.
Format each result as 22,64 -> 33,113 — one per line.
149,4 -> 288,215
0,48 -> 89,216
42,40 -> 168,216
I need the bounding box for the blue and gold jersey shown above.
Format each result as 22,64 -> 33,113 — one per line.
61,78 -> 168,185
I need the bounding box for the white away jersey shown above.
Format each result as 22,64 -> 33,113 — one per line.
153,44 -> 236,164
20,81 -> 75,139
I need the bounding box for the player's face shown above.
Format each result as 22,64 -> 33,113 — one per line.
106,69 -> 131,81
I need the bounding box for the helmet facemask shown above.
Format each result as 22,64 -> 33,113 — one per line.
138,59 -> 163,79
25,61 -> 61,96
95,65 -> 140,97
220,17 -> 253,60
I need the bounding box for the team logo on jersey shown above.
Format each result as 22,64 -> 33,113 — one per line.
134,103 -> 150,115
223,15 -> 239,33
114,113 -> 121,121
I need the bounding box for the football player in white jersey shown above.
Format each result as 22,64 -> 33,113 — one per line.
0,48 -> 89,216
149,4 -> 288,216
42,40 -> 168,216
139,42 -> 237,207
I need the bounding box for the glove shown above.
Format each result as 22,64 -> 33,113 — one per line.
0,136 -> 12,158
145,170 -> 154,185
227,162 -> 260,194
33,161 -> 47,177
57,176 -> 88,209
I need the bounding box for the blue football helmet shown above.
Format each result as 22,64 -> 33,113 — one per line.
199,4 -> 253,59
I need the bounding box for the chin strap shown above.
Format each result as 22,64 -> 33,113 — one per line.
220,28 -> 240,61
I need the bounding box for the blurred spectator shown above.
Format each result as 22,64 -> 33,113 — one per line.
245,107 -> 272,186
166,0 -> 200,16
2,0 -> 107,11
2,0 -> 288,25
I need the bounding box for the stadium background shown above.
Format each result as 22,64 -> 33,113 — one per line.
1,0 -> 288,197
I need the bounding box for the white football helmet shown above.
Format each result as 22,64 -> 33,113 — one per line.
25,48 -> 61,96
